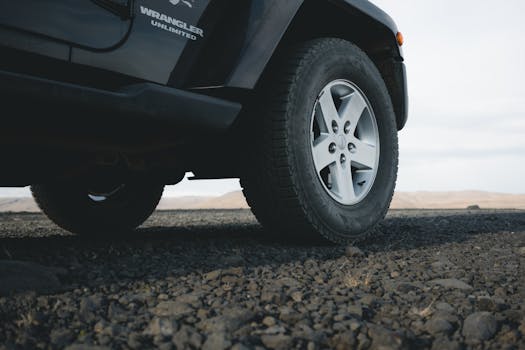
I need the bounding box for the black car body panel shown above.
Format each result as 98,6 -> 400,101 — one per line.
335,0 -> 400,37
0,0 -> 133,50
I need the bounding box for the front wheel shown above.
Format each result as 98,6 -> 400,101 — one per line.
31,181 -> 164,235
241,38 -> 399,244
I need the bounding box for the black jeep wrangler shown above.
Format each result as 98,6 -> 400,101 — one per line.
0,0 -> 407,244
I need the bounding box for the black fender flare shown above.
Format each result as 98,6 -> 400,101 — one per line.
221,0 -> 403,90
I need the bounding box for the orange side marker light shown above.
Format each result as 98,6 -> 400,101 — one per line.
396,32 -> 404,46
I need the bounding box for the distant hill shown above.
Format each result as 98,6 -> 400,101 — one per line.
156,196 -> 215,210
0,198 -> 39,212
391,191 -> 525,210
0,191 -> 524,212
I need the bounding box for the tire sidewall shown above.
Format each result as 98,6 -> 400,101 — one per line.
288,41 -> 398,240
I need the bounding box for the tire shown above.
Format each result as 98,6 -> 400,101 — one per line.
31,181 -> 164,235
241,38 -> 399,244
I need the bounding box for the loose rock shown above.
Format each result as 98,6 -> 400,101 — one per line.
153,301 -> 193,317
462,312 -> 498,342
144,317 -> 178,337
262,316 -> 277,327
261,334 -> 293,350
345,246 -> 365,258
429,278 -> 473,290
424,317 -> 453,335
368,324 -> 408,350
202,332 -> 231,350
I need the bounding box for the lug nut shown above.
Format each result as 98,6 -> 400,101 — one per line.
329,143 -> 337,153
332,121 -> 339,133
340,154 -> 346,163
344,121 -> 351,134
348,143 -> 356,153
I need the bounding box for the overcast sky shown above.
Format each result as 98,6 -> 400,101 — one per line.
370,0 -> 525,194
1,0 -> 524,197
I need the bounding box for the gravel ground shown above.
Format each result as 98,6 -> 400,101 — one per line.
0,209 -> 524,350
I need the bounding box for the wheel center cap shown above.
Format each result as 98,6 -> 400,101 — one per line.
337,135 -> 346,150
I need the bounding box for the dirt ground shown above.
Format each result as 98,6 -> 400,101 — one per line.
0,209 -> 524,349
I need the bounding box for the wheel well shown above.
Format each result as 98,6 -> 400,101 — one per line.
265,0 -> 406,129
283,1 -> 400,59
189,1 -> 408,179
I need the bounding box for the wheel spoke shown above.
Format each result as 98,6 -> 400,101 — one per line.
350,139 -> 377,170
318,87 -> 339,127
330,162 -> 356,201
312,135 -> 335,171
340,93 -> 367,134
314,109 -> 329,134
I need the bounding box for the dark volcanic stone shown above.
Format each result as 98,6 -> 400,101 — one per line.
429,278 -> 473,291
202,332 -> 230,350
345,246 -> 365,258
368,324 -> 408,350
50,329 -> 74,347
79,295 -> 104,322
261,334 -> 293,350
424,317 -> 453,335
462,312 -> 498,342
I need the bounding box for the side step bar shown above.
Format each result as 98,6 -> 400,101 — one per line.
0,70 -> 242,132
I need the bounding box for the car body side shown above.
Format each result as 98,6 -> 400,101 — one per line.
0,0 -> 407,186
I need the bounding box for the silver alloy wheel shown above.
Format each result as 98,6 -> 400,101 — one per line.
310,79 -> 380,205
